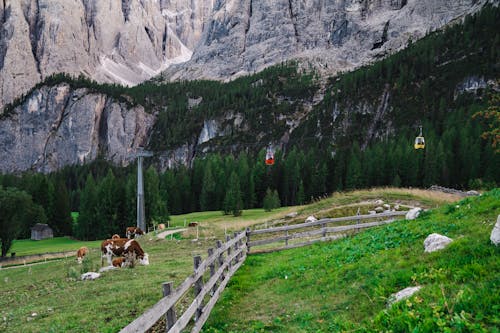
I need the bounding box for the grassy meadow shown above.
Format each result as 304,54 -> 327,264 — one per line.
7,237 -> 103,256
0,188 -> 470,332
202,189 -> 500,332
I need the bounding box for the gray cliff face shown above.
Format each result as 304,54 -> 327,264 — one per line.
0,83 -> 155,173
0,0 -> 213,108
163,0 -> 489,81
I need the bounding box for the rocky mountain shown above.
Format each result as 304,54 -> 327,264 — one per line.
162,0 -> 489,80
0,83 -> 154,173
0,0 -> 212,108
0,0 -> 490,109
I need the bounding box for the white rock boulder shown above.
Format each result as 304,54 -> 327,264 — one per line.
406,207 -> 422,220
285,212 -> 298,219
388,286 -> 422,306
490,215 -> 500,246
424,233 -> 453,253
305,216 -> 318,223
81,272 -> 101,280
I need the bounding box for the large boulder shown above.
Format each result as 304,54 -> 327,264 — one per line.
406,207 -> 422,220
424,233 -> 453,253
490,215 -> 500,246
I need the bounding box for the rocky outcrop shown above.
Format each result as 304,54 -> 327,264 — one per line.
163,0 -> 489,81
0,0 -> 489,110
0,83 -> 155,173
0,0 -> 213,108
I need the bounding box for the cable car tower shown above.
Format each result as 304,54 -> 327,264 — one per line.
132,148 -> 153,232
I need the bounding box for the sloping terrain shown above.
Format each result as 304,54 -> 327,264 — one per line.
203,189 -> 500,332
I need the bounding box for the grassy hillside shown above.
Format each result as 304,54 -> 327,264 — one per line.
0,188 -> 462,332
203,189 -> 500,332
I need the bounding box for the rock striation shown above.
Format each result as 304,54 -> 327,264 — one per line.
0,83 -> 155,173
0,0 -> 490,109
0,0 -> 213,108
162,0 -> 489,81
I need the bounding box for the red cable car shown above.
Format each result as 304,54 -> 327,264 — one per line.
265,147 -> 275,165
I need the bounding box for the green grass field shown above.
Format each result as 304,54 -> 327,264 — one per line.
8,237 -> 103,256
202,189 -> 500,332
0,188 -> 470,332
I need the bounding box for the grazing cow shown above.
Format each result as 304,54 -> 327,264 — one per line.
101,238 -> 149,267
111,234 -> 121,240
126,227 -> 144,239
76,246 -> 89,264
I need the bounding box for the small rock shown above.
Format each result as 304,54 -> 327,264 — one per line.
374,199 -> 384,205
383,204 -> 391,210
368,210 -> 376,215
31,312 -> 37,317
424,233 -> 453,253
394,204 -> 400,211
406,207 -> 422,220
285,212 -> 298,219
81,272 -> 101,280
466,190 -> 479,196
490,215 -> 500,246
388,286 -> 422,306
305,215 -> 318,223
374,207 -> 384,213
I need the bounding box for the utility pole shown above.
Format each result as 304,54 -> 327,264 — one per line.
133,148 -> 153,231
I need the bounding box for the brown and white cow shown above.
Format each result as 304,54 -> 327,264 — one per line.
126,227 -> 144,239
76,246 -> 89,264
101,238 -> 149,267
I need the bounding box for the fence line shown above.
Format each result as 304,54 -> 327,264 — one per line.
247,211 -> 406,253
121,211 -> 407,332
120,231 -> 247,333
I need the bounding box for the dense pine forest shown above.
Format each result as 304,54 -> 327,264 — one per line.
0,5 -> 498,243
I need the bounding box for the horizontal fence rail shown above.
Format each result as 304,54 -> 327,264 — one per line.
120,231 -> 247,333
247,211 -> 407,253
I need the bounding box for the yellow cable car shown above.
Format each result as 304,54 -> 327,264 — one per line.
414,125 -> 425,150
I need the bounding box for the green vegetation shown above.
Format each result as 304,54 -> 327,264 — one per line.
203,189 -> 500,332
0,188 -> 463,332
8,237 -> 102,257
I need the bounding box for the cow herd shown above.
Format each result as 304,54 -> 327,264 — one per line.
76,226 -> 149,268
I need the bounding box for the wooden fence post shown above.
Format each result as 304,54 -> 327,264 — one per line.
233,232 -> 239,264
208,248 -> 216,296
193,255 -> 203,322
226,235 -> 232,270
285,230 -> 289,246
246,227 -> 251,253
162,282 -> 176,331
238,232 -> 244,258
322,222 -> 326,238
216,240 -> 225,281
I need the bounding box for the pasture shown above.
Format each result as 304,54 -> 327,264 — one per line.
203,189 -> 500,332
0,188 -> 465,332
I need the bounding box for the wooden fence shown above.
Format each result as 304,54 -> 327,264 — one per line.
121,211 -> 407,332
120,231 -> 247,333
247,211 -> 407,253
